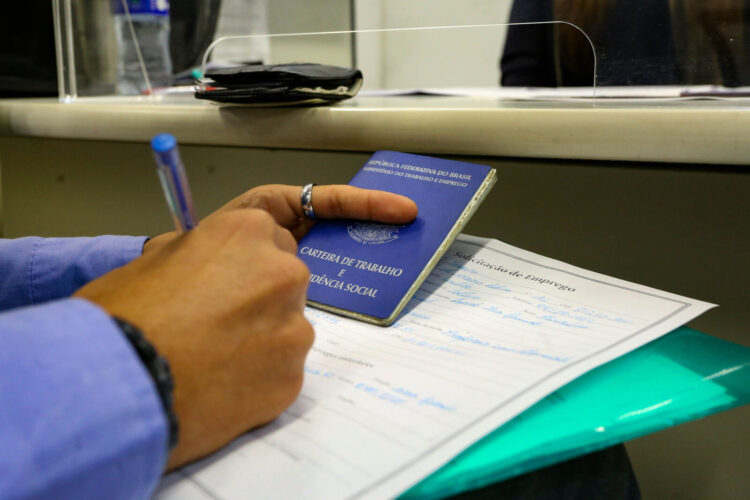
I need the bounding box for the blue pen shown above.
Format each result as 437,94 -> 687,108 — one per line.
151,133 -> 198,234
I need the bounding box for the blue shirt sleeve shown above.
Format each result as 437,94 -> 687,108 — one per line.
0,298 -> 168,500
0,236 -> 148,311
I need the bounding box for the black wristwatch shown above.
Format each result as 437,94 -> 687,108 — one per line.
112,316 -> 179,450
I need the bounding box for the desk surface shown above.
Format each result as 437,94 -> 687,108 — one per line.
1,94 -> 749,500
2,95 -> 750,166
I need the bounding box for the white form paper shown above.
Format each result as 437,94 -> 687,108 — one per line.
155,235 -> 714,500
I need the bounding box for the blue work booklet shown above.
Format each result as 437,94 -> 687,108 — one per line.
298,151 -> 496,325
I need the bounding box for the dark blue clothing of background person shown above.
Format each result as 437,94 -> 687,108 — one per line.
501,0 -> 680,87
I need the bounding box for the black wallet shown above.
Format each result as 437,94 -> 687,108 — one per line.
195,63 -> 363,105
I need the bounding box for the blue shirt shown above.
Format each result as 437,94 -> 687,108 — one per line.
0,236 -> 168,499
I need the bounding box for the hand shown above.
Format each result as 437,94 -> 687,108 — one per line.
143,185 -> 418,254
217,184 -> 418,240
75,210 -> 312,469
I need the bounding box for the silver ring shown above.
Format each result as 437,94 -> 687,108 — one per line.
301,183 -> 316,219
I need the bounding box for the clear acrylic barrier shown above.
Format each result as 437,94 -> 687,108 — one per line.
50,1 -> 750,106
51,0 -> 221,101
518,0 -> 750,88
50,0 -> 599,104
499,0 -> 750,104
199,22 -> 598,103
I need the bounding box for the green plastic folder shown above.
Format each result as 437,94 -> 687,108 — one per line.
402,327 -> 750,499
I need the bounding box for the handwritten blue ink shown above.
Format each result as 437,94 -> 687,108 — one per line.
452,298 -> 481,307
539,315 -> 588,329
504,312 -> 543,326
419,396 -> 455,412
